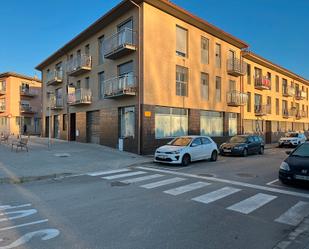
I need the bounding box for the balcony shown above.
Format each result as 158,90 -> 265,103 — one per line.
296,110 -> 307,120
104,28 -> 137,60
46,70 -> 63,86
295,90 -> 307,100
67,54 -> 92,77
227,58 -> 247,77
226,91 -> 248,106
0,104 -> 5,113
20,105 -> 36,114
104,75 -> 137,98
50,96 -> 64,110
68,88 -> 92,106
254,104 -> 270,116
20,87 -> 38,97
282,86 -> 295,97
254,77 -> 271,90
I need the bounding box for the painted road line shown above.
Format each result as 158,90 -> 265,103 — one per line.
137,166 -> 309,199
0,204 -> 31,210
102,171 -> 146,180
227,193 -> 277,214
0,219 -> 48,232
275,201 -> 309,226
141,177 -> 185,189
121,174 -> 164,183
88,168 -> 130,177
164,182 -> 211,196
192,187 -> 241,204
266,179 -> 279,186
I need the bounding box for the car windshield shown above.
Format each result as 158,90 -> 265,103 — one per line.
286,133 -> 298,138
291,143 -> 309,157
229,136 -> 247,143
168,137 -> 192,146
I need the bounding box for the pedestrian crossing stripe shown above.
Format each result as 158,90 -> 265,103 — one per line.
101,171 -> 146,180
141,177 -> 185,189
164,182 -> 211,196
275,201 -> 309,226
121,174 -> 164,184
192,187 -> 241,204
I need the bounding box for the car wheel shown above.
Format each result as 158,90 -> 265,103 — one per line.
181,154 -> 191,166
242,148 -> 248,157
259,146 -> 264,155
210,151 -> 218,162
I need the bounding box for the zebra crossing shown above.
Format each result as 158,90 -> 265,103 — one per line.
87,168 -> 309,227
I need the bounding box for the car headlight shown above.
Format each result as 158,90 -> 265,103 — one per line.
280,162 -> 290,171
171,150 -> 181,154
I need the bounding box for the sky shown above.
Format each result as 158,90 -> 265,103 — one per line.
0,0 -> 308,79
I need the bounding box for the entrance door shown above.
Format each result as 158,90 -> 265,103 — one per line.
70,113 -> 76,141
54,115 -> 60,139
45,117 -> 49,137
86,111 -> 100,144
265,121 -> 272,144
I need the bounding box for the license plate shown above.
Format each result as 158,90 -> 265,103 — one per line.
224,149 -> 231,153
158,155 -> 167,159
294,175 -> 309,181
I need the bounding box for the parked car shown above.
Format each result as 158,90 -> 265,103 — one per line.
219,135 -> 264,157
154,136 -> 219,166
278,132 -> 307,148
279,142 -> 309,185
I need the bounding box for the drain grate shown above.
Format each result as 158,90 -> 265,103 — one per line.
236,173 -> 257,178
111,181 -> 130,187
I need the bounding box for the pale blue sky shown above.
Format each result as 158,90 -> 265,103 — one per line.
0,0 -> 308,78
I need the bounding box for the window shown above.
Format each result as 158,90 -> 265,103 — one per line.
201,73 -> 209,100
192,138 -> 202,147
155,107 -> 188,139
267,96 -> 271,114
201,36 -> 209,64
282,78 -> 287,93
201,137 -> 211,144
85,77 -> 90,89
176,25 -> 188,57
254,67 -> 262,79
247,92 -> 251,112
215,43 -> 221,68
255,94 -> 262,110
98,36 -> 104,64
229,113 -> 238,136
98,72 -> 104,99
118,19 -> 133,45
282,100 -> 288,114
276,98 -> 279,115
85,44 -> 90,56
63,114 -> 67,131
76,80 -> 81,89
267,72 -> 272,89
176,65 -> 188,96
200,111 -> 223,137
275,76 -> 279,92
120,106 -> 135,138
247,64 -> 251,84
118,61 -> 133,77
215,76 -> 221,101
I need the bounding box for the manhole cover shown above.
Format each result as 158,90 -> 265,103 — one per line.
54,153 -> 71,158
111,181 -> 130,187
198,173 -> 215,177
236,173 -> 257,178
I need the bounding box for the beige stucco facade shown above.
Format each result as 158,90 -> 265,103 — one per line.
0,72 -> 42,136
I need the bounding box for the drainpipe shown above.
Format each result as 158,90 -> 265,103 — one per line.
130,0 -> 142,155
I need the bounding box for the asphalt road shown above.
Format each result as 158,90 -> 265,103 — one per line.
0,148 -> 308,249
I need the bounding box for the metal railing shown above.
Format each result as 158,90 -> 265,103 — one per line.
103,28 -> 137,56
254,76 -> 271,90
20,105 -> 36,113
46,70 -> 64,84
226,91 -> 248,106
50,96 -> 64,109
20,87 -> 38,96
104,75 -> 137,97
68,88 -> 92,105
283,86 -> 295,97
227,58 -> 247,75
0,103 -> 5,112
254,104 -> 271,116
295,90 -> 307,100
67,54 -> 92,74
296,110 -> 307,119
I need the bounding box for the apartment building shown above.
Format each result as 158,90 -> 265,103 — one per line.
0,72 -> 42,135
36,0 -> 309,154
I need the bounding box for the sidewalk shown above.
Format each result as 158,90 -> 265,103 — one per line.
0,136 -> 152,183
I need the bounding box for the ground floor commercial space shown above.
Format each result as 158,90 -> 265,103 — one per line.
43,104 -> 309,154
0,115 -> 41,135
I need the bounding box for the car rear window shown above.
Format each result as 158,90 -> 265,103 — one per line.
291,143 -> 309,157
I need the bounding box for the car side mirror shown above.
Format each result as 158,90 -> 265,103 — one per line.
285,151 -> 291,155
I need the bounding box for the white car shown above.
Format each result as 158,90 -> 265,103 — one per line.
278,132 -> 307,148
154,136 -> 219,166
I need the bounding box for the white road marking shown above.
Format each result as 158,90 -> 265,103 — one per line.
141,177 -> 185,189
275,201 -> 309,226
0,219 -> 48,232
0,209 -> 37,222
192,187 -> 241,204
88,168 -> 130,177
266,179 -> 279,186
121,174 -> 164,183
137,166 -> 309,199
0,204 -> 31,210
102,171 -> 146,180
227,193 -> 277,214
164,182 -> 211,196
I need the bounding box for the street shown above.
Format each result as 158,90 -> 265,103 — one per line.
0,148 -> 309,249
